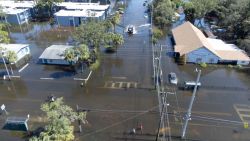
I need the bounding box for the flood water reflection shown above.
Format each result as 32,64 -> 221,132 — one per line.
0,0 -> 250,140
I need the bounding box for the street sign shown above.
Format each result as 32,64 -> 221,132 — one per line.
1,104 -> 5,111
1,104 -> 8,115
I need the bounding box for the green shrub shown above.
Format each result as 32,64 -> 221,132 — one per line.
199,62 -> 207,68
90,59 -> 100,71
153,27 -> 164,39
237,64 -> 242,69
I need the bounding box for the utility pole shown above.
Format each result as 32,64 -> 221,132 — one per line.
181,69 -> 201,139
1,51 -> 11,80
76,105 -> 82,133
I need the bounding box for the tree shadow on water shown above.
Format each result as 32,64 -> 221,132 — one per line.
50,71 -> 76,79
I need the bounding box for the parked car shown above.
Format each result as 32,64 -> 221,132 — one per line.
168,72 -> 178,85
183,81 -> 201,90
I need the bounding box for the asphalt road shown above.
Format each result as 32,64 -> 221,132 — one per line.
0,0 -> 250,141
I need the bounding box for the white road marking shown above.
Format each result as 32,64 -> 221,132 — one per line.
234,104 -> 250,122
40,78 -> 54,80
111,77 -> 127,79
74,78 -> 84,81
103,81 -> 138,89
18,63 -> 29,73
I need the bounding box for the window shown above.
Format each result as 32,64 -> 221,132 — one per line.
209,58 -> 214,63
196,58 -> 202,63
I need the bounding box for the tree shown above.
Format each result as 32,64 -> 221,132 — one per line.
0,8 -> 11,80
64,48 -> 77,65
214,0 -> 250,40
153,0 -> 175,28
187,0 -> 218,19
112,33 -> 124,47
0,24 -> 10,43
109,12 -> 121,33
35,0 -> 63,19
152,27 -> 163,44
104,32 -> 124,50
183,0 -> 218,27
29,97 -> 87,141
103,19 -> 113,32
64,45 -> 90,72
6,50 -> 17,75
73,21 -> 106,48
237,37 -> 250,55
75,44 -> 90,72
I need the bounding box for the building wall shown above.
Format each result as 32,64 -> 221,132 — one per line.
56,16 -> 81,26
55,14 -> 105,26
16,46 -> 30,63
0,45 -> 30,64
186,47 -> 219,64
237,60 -> 250,65
6,14 -> 19,24
6,9 -> 30,25
41,59 -> 71,65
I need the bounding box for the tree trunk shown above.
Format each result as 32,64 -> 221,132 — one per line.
9,64 -> 13,75
81,62 -> 84,73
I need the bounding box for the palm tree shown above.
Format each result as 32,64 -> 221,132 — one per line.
109,13 -> 121,33
0,18 -> 11,80
103,19 -> 113,32
104,32 -> 124,51
64,45 -> 90,73
112,33 -> 124,48
64,48 -> 77,65
75,44 -> 90,73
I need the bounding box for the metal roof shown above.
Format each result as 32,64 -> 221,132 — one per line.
0,0 -> 35,9
0,44 -> 29,53
172,21 -> 219,57
54,9 -> 105,17
3,117 -> 29,131
2,8 -> 28,15
55,2 -> 109,11
39,45 -> 74,60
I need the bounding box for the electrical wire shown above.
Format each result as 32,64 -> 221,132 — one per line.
78,106 -> 244,126
75,105 -> 159,139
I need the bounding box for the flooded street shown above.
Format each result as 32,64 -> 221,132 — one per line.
0,0 -> 250,141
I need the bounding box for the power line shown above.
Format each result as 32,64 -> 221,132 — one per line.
75,105 -> 159,139
78,105 -> 244,126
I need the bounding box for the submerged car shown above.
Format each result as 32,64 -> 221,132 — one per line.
168,72 -> 178,85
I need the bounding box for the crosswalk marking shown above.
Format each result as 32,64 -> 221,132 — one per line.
103,81 -> 138,89
234,104 -> 250,123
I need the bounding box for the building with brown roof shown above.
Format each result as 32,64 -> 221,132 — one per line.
172,22 -> 250,65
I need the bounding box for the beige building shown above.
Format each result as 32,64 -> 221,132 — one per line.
172,22 -> 250,65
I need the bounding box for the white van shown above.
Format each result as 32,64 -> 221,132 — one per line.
184,81 -> 201,90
